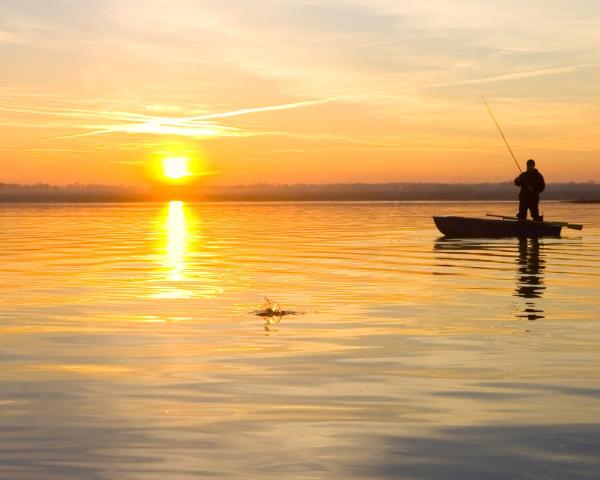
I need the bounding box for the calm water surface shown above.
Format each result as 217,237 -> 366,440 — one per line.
0,202 -> 599,479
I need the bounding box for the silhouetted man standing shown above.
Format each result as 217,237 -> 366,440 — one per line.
515,159 -> 545,221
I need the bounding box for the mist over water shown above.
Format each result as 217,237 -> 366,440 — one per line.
0,201 -> 599,479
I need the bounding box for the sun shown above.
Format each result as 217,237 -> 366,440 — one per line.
163,157 -> 190,180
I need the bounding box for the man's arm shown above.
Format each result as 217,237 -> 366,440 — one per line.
537,173 -> 545,193
514,174 -> 523,186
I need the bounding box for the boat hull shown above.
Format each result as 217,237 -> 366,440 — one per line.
433,216 -> 562,238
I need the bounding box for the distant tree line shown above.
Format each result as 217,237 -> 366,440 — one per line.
0,183 -> 144,202
197,182 -> 600,201
1,181 -> 599,202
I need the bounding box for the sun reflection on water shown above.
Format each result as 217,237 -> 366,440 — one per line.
151,200 -> 195,299
152,201 -> 222,300
166,201 -> 187,281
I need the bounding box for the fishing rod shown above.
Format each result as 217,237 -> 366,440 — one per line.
479,92 -> 522,173
481,92 -> 540,206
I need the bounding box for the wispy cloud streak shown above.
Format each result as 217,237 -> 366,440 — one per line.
0,97 -> 338,139
180,97 -> 338,122
92,97 -> 340,137
422,63 -> 599,89
0,102 -> 164,122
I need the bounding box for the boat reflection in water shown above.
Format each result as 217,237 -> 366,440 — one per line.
434,236 -> 546,321
514,237 -> 545,320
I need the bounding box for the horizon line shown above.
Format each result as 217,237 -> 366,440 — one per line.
2,180 -> 600,188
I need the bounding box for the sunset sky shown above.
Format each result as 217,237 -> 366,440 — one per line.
1,0 -> 599,185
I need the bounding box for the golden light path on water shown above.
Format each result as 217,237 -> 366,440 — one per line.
149,200 -> 194,300
0,202 -> 599,479
153,200 -> 222,301
153,200 -> 224,303
166,201 -> 187,282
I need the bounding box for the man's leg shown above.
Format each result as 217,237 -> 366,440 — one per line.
530,200 -> 541,221
518,198 -> 528,219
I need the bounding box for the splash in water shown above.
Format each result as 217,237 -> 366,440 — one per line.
254,297 -> 298,317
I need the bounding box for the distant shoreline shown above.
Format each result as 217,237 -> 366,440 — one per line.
0,200 -> 594,207
1,182 -> 599,203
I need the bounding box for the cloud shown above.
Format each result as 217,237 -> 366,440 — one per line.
0,30 -> 25,44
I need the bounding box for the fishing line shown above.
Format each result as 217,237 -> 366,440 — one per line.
479,92 -> 522,173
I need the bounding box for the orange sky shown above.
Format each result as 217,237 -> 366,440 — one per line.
1,0 -> 599,185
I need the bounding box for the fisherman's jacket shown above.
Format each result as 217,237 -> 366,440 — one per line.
515,169 -> 545,199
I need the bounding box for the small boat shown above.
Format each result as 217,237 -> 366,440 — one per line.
433,215 -> 565,237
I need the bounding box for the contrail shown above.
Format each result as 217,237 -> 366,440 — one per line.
50,97 -> 340,139
423,63 -> 598,89
136,97 -> 340,129
181,97 -> 339,122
